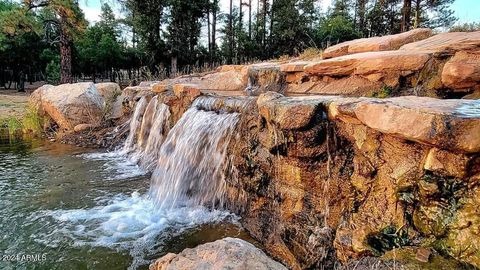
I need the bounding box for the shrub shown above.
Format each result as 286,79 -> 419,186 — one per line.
449,22 -> 480,32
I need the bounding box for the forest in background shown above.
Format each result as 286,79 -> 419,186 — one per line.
0,0 -> 475,88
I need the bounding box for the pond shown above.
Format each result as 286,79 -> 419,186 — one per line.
0,136 -> 253,270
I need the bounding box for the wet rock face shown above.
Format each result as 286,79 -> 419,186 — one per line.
225,92 -> 480,269
226,94 -> 355,269
149,238 -> 287,270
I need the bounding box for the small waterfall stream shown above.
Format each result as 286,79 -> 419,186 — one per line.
46,95 -> 248,269
149,97 -> 240,209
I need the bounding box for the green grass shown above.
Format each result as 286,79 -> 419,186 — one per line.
372,85 -> 394,98
0,106 -> 44,137
22,106 -> 44,135
1,116 -> 23,136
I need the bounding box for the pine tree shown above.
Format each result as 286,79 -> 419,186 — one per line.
24,0 -> 87,83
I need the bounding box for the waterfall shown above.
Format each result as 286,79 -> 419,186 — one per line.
148,97 -> 241,210
83,96 -> 171,178
123,96 -> 148,152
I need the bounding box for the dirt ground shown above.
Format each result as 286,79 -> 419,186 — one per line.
0,81 -> 45,119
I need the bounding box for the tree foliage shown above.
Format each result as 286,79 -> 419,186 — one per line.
0,0 -> 461,86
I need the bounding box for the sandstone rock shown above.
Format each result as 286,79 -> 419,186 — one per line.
400,31 -> 480,55
423,148 -> 470,178
323,28 -> 433,59
258,93 -> 339,130
173,84 -> 201,99
152,69 -> 247,95
73,123 -> 95,132
305,51 -> 431,80
152,83 -> 169,93
216,65 -> 246,72
463,91 -> 480,99
41,83 -> 105,131
280,61 -> 310,72
139,81 -> 161,87
149,238 -> 287,270
246,63 -> 286,96
297,76 -> 382,96
329,96 -> 480,153
198,69 -> 248,92
29,84 -> 53,116
444,186 -> 480,268
108,95 -> 124,119
95,82 -> 121,102
442,51 -> 480,90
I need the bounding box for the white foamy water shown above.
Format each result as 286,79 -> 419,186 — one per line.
149,97 -> 240,209
80,96 -> 171,179
31,192 -> 235,269
41,96 -> 246,269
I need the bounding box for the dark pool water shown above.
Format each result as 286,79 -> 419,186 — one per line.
0,136 -> 253,270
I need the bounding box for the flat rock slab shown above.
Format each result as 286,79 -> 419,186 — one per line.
258,92 -> 341,129
329,96 -> 480,153
323,28 -> 432,59
152,70 -> 247,94
400,31 -> 480,55
149,238 -> 287,270
305,50 -> 431,78
280,61 -> 311,73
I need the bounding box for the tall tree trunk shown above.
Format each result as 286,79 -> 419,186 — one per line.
414,0 -> 421,28
59,24 -> 72,84
228,0 -> 233,64
269,0 -> 274,40
357,0 -> 366,36
262,0 -> 267,48
239,0 -> 243,31
171,56 -> 177,77
207,3 -> 211,56
212,0 -> 217,56
248,0 -> 252,39
401,0 -> 412,32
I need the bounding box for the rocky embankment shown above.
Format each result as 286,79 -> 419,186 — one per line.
30,29 -> 480,269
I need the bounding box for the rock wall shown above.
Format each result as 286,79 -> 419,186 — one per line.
223,93 -> 480,269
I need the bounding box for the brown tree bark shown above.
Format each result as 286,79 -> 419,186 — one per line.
59,22 -> 72,84
357,0 -> 367,35
401,0 -> 412,32
228,0 -> 233,64
248,0 -> 252,39
414,0 -> 421,28
212,0 -> 217,54
207,3 -> 211,56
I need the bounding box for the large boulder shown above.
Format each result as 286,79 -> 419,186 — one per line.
441,51 -> 480,90
95,82 -> 121,102
149,238 -> 287,270
304,51 -> 431,88
323,28 -> 433,59
329,96 -> 480,153
400,31 -> 480,55
40,82 -> 105,131
29,84 -> 53,116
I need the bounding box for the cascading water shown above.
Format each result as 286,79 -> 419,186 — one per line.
123,96 -> 148,152
84,95 -> 171,177
43,95 -> 248,269
149,97 -> 240,209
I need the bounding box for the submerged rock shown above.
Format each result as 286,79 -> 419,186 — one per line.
149,238 -> 287,270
